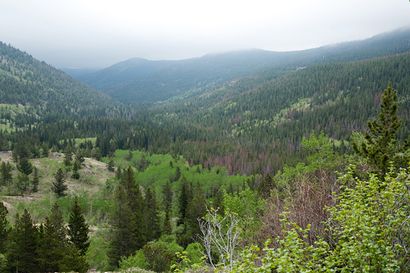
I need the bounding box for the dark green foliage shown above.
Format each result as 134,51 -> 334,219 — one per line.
76,153 -> 85,164
16,173 -> 29,195
107,159 -> 115,172
177,182 -> 206,247
17,157 -> 32,176
109,167 -> 145,267
0,162 -> 12,186
258,174 -> 274,199
31,167 -> 39,192
37,203 -> 67,272
68,198 -> 90,256
143,188 -> 161,242
0,41 -> 115,120
64,151 -> 73,166
178,178 -> 193,224
354,84 -> 407,176
0,203 -> 8,254
163,181 -> 173,234
52,168 -> 67,197
71,160 -> 80,179
59,244 -> 89,273
7,210 -> 39,273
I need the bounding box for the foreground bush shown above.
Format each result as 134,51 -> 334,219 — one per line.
229,166 -> 410,273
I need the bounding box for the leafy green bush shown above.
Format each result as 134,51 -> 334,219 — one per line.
229,165 -> 410,273
143,240 -> 183,272
223,188 -> 265,242
119,250 -> 148,271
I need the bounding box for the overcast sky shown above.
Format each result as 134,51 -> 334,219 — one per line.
1,0 -> 410,68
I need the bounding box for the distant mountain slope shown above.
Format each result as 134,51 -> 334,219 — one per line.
76,28 -> 410,104
151,52 -> 410,173
0,42 -> 115,118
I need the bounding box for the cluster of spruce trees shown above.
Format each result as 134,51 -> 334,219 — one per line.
0,146 -> 40,195
108,166 -> 209,268
0,199 -> 89,273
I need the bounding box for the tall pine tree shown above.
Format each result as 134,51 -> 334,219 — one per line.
7,210 -> 39,273
109,167 -> 145,267
354,84 -> 408,176
144,188 -> 160,242
32,167 -> 39,193
52,168 -> 67,197
68,197 -> 90,256
0,202 -> 8,254
37,203 -> 68,272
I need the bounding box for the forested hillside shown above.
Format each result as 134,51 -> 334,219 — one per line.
73,28 -> 410,104
0,27 -> 409,273
0,42 -> 115,120
150,52 -> 410,173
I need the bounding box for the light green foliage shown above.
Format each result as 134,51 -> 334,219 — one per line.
228,166 -> 410,273
171,243 -> 206,272
86,230 -> 111,271
143,239 -> 184,272
106,150 -> 246,191
0,104 -> 33,131
223,189 -> 265,241
275,133 -> 339,189
326,166 -> 409,272
119,250 -> 148,271
232,223 -> 331,273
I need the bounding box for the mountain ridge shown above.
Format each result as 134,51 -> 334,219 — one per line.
70,27 -> 410,104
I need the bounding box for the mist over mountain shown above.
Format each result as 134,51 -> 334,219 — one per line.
68,28 -> 410,104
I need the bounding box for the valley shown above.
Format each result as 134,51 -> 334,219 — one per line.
0,26 -> 409,273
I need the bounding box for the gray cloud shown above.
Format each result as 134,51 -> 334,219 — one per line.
1,0 -> 410,68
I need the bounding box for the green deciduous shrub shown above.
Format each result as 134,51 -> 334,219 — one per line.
229,165 -> 410,273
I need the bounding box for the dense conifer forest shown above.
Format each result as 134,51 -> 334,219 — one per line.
0,27 -> 409,273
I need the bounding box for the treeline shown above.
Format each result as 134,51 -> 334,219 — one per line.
0,199 -> 89,273
2,44 -> 410,178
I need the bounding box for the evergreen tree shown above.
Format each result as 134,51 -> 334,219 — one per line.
353,84 -> 404,176
7,210 -> 39,273
109,167 -> 145,267
16,173 -> 29,195
52,168 -> 67,197
163,181 -> 173,234
59,244 -> 88,273
183,184 -> 206,245
64,151 -> 73,167
178,178 -> 192,224
71,160 -> 80,179
144,188 -> 161,242
17,157 -> 32,176
32,167 -> 39,193
68,198 -> 90,256
0,162 -> 12,186
109,179 -> 136,267
0,203 -> 8,254
37,203 -> 67,272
